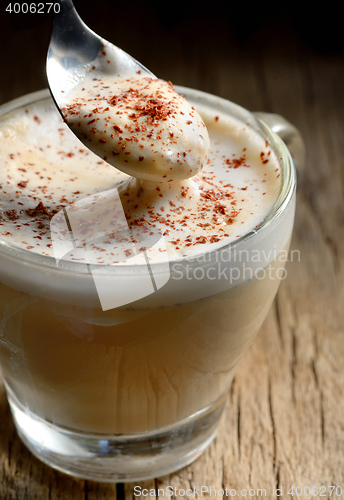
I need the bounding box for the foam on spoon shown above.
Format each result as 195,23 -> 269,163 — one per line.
62,75 -> 210,182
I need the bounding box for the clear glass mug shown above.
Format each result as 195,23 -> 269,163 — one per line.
0,88 -> 303,482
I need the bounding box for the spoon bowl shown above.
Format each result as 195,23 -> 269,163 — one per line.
47,0 -> 155,111
46,0 -> 210,182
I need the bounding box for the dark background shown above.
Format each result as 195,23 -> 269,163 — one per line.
0,0 -> 342,108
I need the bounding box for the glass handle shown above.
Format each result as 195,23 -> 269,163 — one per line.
253,112 -> 305,172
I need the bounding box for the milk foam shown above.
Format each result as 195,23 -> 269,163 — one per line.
0,89 -> 294,306
0,96 -> 281,255
62,76 -> 210,182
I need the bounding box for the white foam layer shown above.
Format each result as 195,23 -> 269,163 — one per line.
0,89 -> 295,307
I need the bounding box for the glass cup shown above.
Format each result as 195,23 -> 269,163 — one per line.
0,88 -> 303,482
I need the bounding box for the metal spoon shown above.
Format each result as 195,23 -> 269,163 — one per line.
46,1 -> 210,182
46,0 -> 155,112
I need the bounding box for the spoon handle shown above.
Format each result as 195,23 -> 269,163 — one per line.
55,0 -> 75,15
50,0 -> 101,66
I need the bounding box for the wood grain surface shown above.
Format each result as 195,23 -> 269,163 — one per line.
0,2 -> 343,499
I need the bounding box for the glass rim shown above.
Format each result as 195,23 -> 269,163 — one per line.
0,88 -> 296,272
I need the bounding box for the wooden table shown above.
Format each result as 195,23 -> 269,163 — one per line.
0,2 -> 343,498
